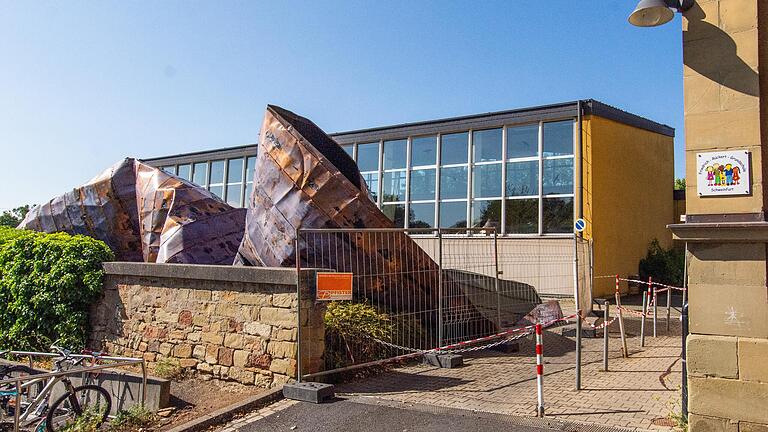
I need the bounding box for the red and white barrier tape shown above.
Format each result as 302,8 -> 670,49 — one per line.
366,313 -> 579,355
599,276 -> 687,292
580,315 -> 617,330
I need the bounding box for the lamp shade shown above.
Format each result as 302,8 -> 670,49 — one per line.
628,0 -> 675,27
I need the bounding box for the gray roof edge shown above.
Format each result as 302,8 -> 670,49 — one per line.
583,100 -> 675,138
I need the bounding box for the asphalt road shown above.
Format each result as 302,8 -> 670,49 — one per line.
238,398 -> 564,432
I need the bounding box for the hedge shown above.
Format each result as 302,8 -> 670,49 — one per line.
0,227 -> 114,351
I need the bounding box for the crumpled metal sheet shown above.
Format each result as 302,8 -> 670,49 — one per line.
235,106 -> 451,315
18,158 -> 245,265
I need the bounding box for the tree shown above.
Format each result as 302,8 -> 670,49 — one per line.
0,205 -> 30,228
674,178 -> 686,190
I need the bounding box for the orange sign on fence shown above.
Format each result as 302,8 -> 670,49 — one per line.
316,272 -> 353,301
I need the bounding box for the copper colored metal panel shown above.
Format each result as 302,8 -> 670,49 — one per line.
18,158 -> 244,265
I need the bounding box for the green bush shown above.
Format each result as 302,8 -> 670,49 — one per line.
638,239 -> 684,287
0,228 -> 113,351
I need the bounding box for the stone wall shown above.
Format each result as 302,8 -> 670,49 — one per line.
89,262 -> 325,388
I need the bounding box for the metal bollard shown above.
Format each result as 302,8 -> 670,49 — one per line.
575,312 -> 582,391
603,301 -> 610,371
640,289 -> 648,347
536,323 -> 545,417
666,287 -> 672,333
653,287 -> 658,338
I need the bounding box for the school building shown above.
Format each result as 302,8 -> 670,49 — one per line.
143,99 -> 675,298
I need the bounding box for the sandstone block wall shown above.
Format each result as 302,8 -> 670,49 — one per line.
89,262 -> 325,388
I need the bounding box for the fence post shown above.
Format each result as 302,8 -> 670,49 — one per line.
615,275 -> 628,357
682,303 -> 689,420
573,236 -> 582,391
640,290 -> 647,347
295,230 -> 302,383
536,323 -> 545,417
603,301 -> 610,372
493,229 -> 501,330
682,243 -> 688,308
437,229 -> 444,349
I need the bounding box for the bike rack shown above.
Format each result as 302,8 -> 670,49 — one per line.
0,351 -> 146,432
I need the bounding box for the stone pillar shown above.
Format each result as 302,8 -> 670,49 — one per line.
671,1 -> 768,430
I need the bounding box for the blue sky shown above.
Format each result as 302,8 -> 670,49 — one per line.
0,1 -> 684,211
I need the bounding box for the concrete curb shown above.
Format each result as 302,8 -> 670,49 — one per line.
165,386 -> 284,432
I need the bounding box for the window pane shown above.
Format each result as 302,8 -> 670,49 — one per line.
342,144 -> 354,159
209,185 -> 224,199
543,158 -> 574,195
383,139 -> 407,170
162,166 -> 176,175
382,204 -> 406,228
357,142 -> 379,172
507,124 -> 539,159
506,161 -> 539,196
210,160 -> 225,184
410,169 -> 436,201
543,120 -> 574,157
193,162 -> 207,185
245,182 -> 252,203
227,158 -> 244,184
440,132 -> 468,165
409,202 -> 435,228
411,136 -> 437,167
440,166 -> 467,199
362,172 -> 378,202
473,128 -> 502,163
543,197 -> 573,233
472,163 -> 502,198
246,157 -> 256,182
177,164 -> 191,181
226,184 -> 242,207
439,201 -> 467,229
471,200 -> 501,229
382,171 -> 406,202
505,199 -> 538,234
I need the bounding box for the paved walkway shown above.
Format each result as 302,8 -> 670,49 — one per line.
337,299 -> 683,431
216,298 -> 684,432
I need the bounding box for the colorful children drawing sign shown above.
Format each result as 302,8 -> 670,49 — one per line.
697,151 -> 750,197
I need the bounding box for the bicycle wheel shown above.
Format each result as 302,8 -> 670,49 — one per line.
45,385 -> 111,432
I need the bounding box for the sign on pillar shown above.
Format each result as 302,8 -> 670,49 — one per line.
696,151 -> 751,197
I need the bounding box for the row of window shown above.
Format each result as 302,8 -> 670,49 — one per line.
341,120 -> 576,234
161,156 -> 256,207
156,119 -> 576,235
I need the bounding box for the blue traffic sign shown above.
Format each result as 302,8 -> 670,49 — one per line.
574,218 -> 586,232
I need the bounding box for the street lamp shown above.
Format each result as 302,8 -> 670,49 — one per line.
628,0 -> 695,27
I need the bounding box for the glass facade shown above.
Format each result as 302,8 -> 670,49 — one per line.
150,118 -> 576,236
340,119 -> 576,235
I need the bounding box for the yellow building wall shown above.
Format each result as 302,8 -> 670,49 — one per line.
584,115 -> 675,297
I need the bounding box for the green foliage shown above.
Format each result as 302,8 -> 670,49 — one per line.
323,301 -> 427,369
0,206 -> 30,228
109,405 -> 156,432
57,403 -> 106,432
324,301 -> 393,340
674,178 -> 686,191
639,239 -> 684,287
153,358 -> 184,380
0,229 -> 113,351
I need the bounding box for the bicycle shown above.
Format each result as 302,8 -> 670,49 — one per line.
0,346 -> 112,432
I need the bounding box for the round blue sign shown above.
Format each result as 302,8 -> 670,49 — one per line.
574,218 -> 586,232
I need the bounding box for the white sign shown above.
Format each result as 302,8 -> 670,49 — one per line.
696,151 -> 750,197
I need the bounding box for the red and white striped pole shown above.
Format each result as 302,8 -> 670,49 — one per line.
615,275 -> 628,357
536,323 -> 544,417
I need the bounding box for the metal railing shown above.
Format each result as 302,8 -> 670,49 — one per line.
296,227 -> 547,380
0,352 -> 146,432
